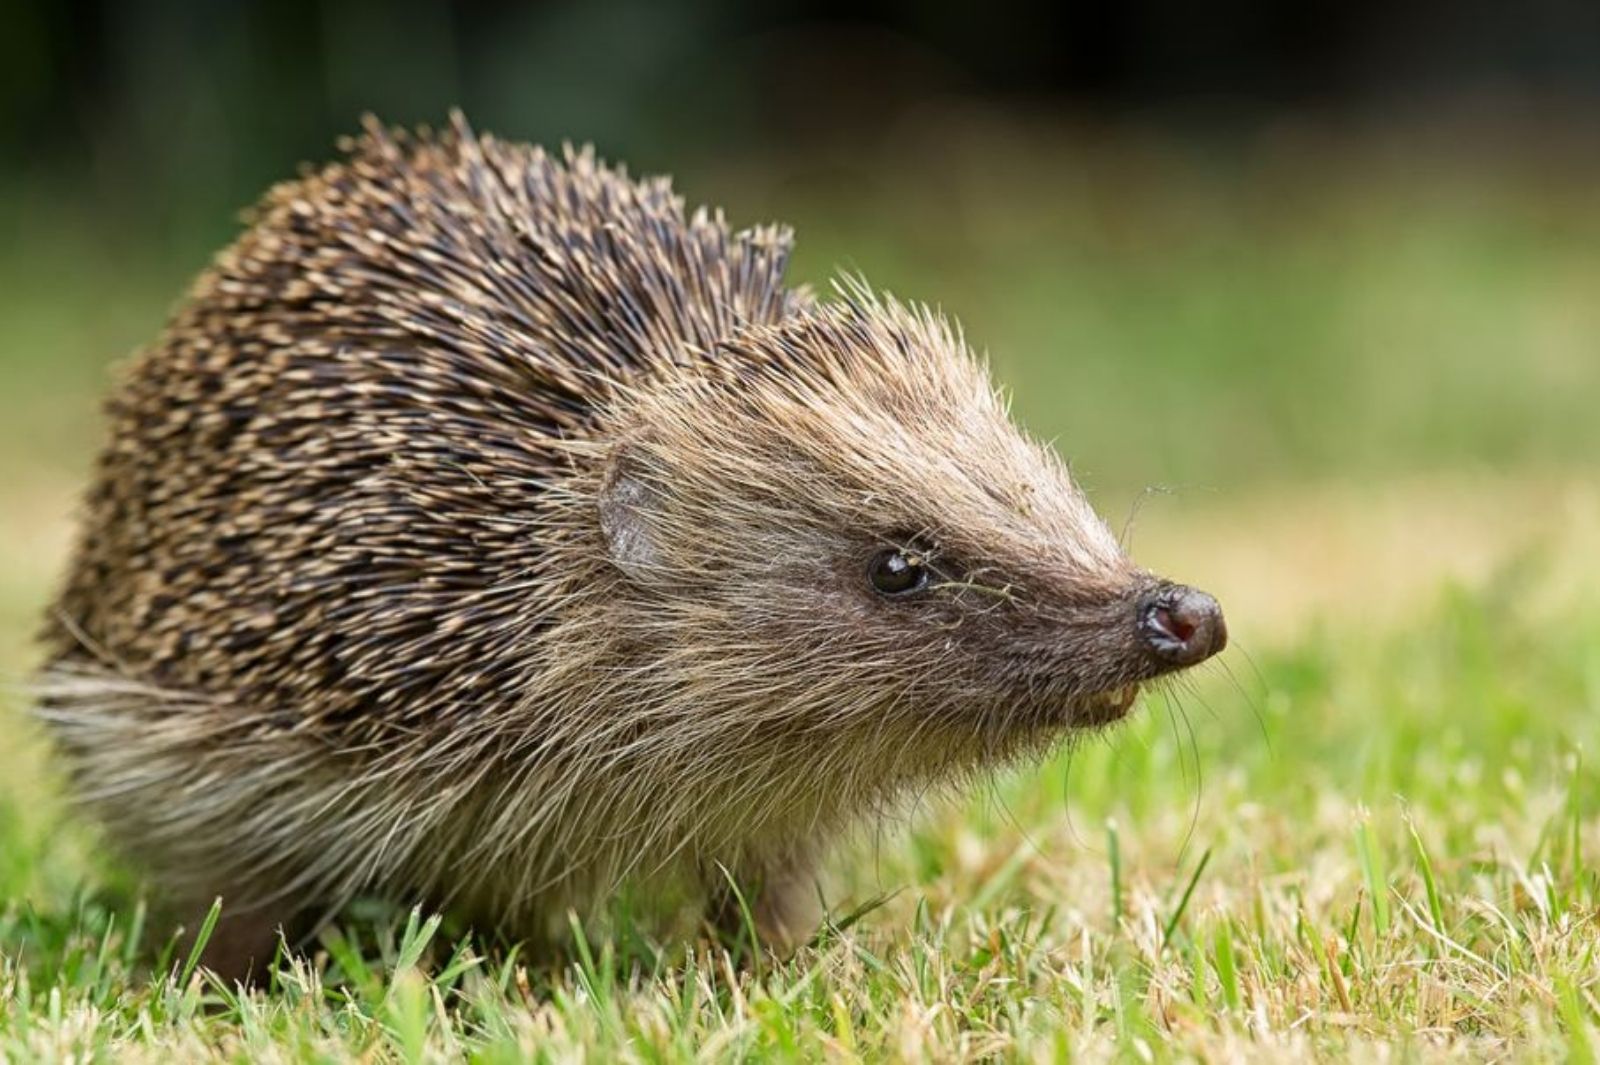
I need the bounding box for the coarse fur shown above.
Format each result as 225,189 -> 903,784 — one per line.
37,113 -> 1217,976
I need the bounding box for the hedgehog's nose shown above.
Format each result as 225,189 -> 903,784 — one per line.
1139,585 -> 1227,668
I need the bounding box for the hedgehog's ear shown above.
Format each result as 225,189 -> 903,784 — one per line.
598,446 -> 665,582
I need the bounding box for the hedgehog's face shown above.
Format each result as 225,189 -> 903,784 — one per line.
596,301 -> 1225,741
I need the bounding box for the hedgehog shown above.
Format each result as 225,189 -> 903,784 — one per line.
36,113 -> 1226,978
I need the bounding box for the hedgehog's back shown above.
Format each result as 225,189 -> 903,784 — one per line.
47,114 -> 799,723
35,118 -> 802,947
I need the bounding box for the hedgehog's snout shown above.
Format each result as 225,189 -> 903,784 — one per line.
1137,584 -> 1227,668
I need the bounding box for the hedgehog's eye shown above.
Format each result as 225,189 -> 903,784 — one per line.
868,549 -> 931,597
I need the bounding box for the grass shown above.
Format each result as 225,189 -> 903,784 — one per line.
3,558 -> 1598,1059
4,126 -> 1600,1058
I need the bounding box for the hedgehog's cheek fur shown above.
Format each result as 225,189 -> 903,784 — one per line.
588,382 -> 1161,733
594,460 -> 1156,736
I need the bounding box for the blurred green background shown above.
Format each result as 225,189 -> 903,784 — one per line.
5,1 -> 1600,686
2,6 -> 1600,1053
2,6 -> 1599,719
5,0 -> 1600,495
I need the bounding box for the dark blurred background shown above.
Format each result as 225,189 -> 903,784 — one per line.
3,0 -> 1599,506
9,1 -> 1600,210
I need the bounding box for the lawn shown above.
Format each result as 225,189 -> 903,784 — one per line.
2,127 -> 1598,1060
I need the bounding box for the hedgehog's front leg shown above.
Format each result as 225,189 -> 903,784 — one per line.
178,899 -> 303,986
705,845 -> 823,955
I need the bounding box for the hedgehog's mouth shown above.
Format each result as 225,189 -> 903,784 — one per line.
1072,683 -> 1142,727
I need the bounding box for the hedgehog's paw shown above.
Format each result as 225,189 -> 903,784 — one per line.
706,846 -> 822,957
175,899 -> 304,988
